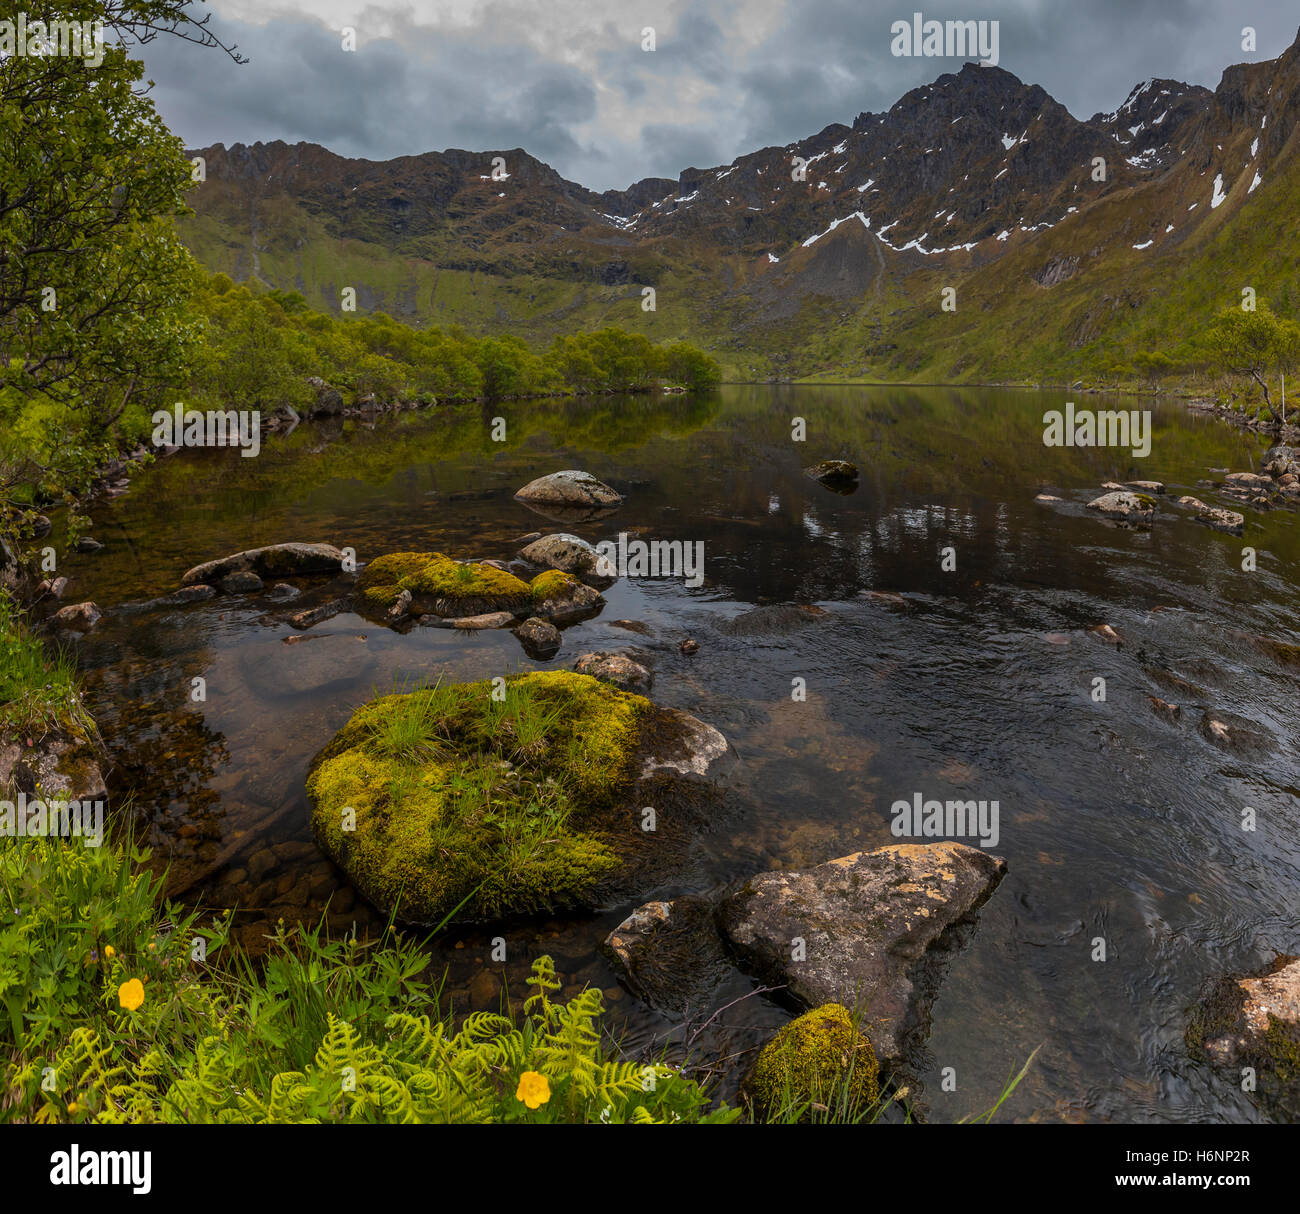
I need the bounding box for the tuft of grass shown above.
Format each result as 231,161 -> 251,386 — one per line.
0,591 -> 95,741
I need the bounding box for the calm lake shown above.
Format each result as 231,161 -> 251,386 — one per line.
59,384 -> 1300,1121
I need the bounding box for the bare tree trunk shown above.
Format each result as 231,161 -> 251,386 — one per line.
1250,370 -> 1282,423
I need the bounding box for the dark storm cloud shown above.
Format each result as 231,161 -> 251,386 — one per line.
140,1 -> 1300,191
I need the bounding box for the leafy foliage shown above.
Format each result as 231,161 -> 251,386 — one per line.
3,853 -> 731,1125
1200,305 -> 1300,420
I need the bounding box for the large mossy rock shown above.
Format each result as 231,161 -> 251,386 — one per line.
742,1004 -> 879,1120
306,671 -> 730,924
354,552 -> 602,624
356,552 -> 532,618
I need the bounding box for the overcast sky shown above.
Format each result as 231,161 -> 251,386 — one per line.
138,1 -> 1299,191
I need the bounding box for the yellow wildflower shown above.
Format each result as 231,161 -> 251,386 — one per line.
515,1071 -> 551,1110
103,945 -> 115,959
118,978 -> 145,1011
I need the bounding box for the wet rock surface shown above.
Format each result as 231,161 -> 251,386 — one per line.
50,601 -> 102,631
519,533 -> 614,587
600,897 -> 733,1014
1189,956 -> 1300,1120
574,651 -> 653,693
1087,490 -> 1155,525
514,616 -> 562,658
182,542 -> 346,586
716,842 -> 1006,1063
514,470 -> 624,521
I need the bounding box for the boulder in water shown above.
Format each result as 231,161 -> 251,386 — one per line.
307,672 -> 730,924
182,543 -> 346,586
716,842 -> 1005,1063
1086,490 -> 1155,525
519,533 -> 615,587
574,651 -> 653,694
514,470 -> 624,515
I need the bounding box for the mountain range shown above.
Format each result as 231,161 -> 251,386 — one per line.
179,26 -> 1300,383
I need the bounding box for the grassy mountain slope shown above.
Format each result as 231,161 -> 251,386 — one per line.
177,28 -> 1300,385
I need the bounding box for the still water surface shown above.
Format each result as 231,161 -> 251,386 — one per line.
61,385 -> 1300,1121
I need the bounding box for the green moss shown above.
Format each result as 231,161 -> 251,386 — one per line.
1263,1014 -> 1300,1085
529,569 -> 580,602
743,1004 -> 879,1121
306,671 -> 655,923
356,551 -> 532,616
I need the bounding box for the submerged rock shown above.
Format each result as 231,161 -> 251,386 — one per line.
1086,490 -> 1155,525
601,897 -> 733,1014
716,842 -> 1006,1062
290,598 -> 350,630
1147,696 -> 1182,723
717,604 -> 828,636
182,542 -> 346,586
1197,710 -> 1272,755
742,1004 -> 879,1120
240,634 -> 376,699
306,671 -> 730,924
157,584 -> 218,606
1188,956 -> 1300,1120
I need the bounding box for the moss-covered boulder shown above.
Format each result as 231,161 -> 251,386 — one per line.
742,1004 -> 879,1120
306,671 -> 730,924
354,553 -> 604,626
356,552 -> 533,619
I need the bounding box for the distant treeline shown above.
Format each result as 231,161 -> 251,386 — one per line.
197,274 -> 722,413
1,273 -> 721,515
